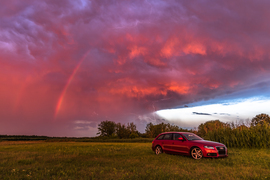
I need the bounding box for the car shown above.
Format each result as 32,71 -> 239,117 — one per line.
152,132 -> 228,159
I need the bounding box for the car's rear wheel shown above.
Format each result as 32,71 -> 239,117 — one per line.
191,147 -> 203,159
155,146 -> 163,155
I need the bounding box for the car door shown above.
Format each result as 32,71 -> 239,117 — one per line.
161,133 -> 173,152
171,133 -> 189,154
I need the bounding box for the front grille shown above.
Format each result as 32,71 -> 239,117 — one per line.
216,146 -> 226,155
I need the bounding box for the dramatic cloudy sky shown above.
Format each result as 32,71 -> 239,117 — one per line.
1,0 -> 270,137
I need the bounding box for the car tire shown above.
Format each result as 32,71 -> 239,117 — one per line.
155,146 -> 163,155
191,147 -> 203,160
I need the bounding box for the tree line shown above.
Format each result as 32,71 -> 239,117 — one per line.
97,120 -> 193,139
97,113 -> 270,148
97,121 -> 140,139
197,113 -> 270,148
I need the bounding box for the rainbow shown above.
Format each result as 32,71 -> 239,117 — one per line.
54,51 -> 90,118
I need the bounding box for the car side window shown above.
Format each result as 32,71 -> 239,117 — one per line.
157,135 -> 164,140
173,133 -> 183,140
163,133 -> 172,140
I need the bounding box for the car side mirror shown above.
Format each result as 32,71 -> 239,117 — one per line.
178,137 -> 184,141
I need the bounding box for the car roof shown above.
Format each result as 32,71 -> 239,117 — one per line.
159,132 -> 193,135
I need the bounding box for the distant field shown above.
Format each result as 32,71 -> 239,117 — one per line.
0,141 -> 270,179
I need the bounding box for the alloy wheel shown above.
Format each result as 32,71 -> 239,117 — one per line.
155,146 -> 162,155
191,147 -> 203,159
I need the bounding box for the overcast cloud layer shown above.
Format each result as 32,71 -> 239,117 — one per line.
1,0 -> 270,137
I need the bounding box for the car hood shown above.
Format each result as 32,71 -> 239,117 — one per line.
190,140 -> 225,147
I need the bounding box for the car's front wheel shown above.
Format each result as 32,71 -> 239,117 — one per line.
155,146 -> 163,155
191,147 -> 203,159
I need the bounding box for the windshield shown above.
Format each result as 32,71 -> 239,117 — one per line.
182,133 -> 203,141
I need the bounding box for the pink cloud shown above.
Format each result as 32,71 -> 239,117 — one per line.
1,0 -> 270,136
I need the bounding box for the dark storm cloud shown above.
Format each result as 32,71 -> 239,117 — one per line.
1,0 -> 270,136
192,112 -> 212,116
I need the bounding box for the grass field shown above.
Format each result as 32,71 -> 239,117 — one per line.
0,141 -> 270,179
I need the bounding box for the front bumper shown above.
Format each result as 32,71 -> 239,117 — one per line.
203,147 -> 228,158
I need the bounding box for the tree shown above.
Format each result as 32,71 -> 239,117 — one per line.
251,113 -> 270,126
145,122 -> 190,138
97,120 -> 116,137
127,122 -> 139,138
127,122 -> 137,133
116,122 -> 139,139
116,123 -> 130,139
197,120 -> 227,137
236,125 -> 248,131
145,122 -> 156,138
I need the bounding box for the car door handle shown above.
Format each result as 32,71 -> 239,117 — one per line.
172,142 -> 174,144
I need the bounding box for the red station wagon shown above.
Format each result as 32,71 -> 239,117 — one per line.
152,132 -> 228,159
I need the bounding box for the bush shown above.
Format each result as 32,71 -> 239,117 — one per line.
199,116 -> 270,148
129,132 -> 139,139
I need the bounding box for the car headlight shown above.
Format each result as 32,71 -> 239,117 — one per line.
204,146 -> 215,149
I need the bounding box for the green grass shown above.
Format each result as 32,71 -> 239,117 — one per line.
0,135 -> 154,143
0,141 -> 270,179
